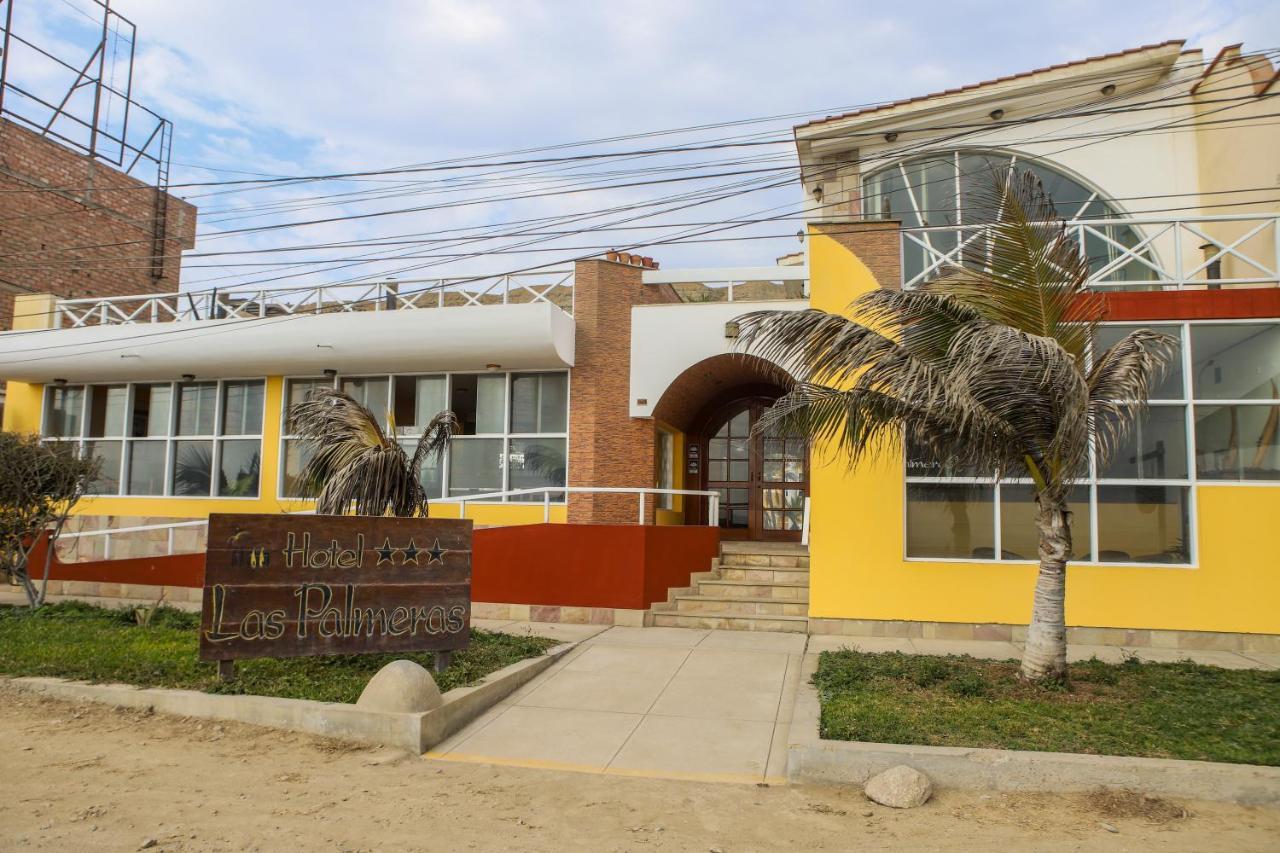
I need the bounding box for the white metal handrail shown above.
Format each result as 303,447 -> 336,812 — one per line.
900,213 -> 1280,291
54,270 -> 575,328
437,486 -> 721,525
58,518 -> 208,560
642,265 -> 809,303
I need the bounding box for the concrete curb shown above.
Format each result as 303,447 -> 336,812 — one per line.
788,654 -> 1280,806
6,642 -> 574,754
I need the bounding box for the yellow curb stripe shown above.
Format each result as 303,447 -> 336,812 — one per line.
424,751 -> 787,786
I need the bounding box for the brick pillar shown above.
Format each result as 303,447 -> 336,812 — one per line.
812,219 -> 902,290
568,256 -> 674,524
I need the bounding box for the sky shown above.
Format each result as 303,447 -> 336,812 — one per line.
10,0 -> 1280,293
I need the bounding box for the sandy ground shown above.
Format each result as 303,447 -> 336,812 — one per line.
1,685 -> 1278,853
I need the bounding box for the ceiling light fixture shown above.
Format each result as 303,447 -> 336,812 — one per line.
884,131 -> 899,142
989,108 -> 1005,121
1101,83 -> 1116,96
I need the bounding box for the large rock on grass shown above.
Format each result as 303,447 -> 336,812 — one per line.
864,765 -> 933,808
356,660 -> 442,713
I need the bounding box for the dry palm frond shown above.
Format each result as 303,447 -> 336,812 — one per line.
290,389 -> 455,517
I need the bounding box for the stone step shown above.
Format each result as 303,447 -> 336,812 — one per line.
719,541 -> 808,556
696,578 -> 809,601
673,595 -> 808,617
718,566 -> 810,583
719,553 -> 810,569
648,611 -> 809,633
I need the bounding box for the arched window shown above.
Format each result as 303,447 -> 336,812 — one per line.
862,151 -> 1152,288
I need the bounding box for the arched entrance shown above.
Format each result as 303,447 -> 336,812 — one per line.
651,354 -> 808,542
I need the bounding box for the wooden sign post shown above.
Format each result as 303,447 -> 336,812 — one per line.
199,513 -> 472,678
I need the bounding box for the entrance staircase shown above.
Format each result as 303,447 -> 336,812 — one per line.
646,541 -> 809,632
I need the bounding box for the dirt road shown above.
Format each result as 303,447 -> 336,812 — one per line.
2,685 -> 1277,852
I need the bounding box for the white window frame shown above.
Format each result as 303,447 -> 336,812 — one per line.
278,368 -> 570,504
39,378 -> 267,499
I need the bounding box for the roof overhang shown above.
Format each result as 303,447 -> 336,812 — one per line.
794,41 -> 1186,167
0,302 -> 575,383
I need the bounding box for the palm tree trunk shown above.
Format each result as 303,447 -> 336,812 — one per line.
1020,498 -> 1071,682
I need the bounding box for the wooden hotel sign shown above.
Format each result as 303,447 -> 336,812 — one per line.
199,513 -> 472,665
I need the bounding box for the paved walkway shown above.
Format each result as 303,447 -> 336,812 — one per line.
431,625 -> 805,784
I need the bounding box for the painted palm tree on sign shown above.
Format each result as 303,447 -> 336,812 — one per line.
289,389 -> 457,517
735,171 -> 1173,683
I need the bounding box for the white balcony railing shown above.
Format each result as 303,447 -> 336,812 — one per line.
901,214 -> 1280,291
55,270 -> 575,328
642,265 -> 809,303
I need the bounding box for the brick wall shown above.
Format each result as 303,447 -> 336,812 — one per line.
813,219 -> 901,290
567,256 -> 678,524
0,119 -> 197,329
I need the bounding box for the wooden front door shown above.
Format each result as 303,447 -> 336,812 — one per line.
703,400 -> 808,541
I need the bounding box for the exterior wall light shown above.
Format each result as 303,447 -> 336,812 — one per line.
1101,83 -> 1117,96
989,108 -> 1005,121
323,369 -> 337,379
53,378 -> 67,386
724,321 -> 741,340
485,363 -> 501,371
181,374 -> 195,382
884,131 -> 899,142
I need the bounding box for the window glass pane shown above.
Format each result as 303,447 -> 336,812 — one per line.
176,382 -> 217,436
398,440 -> 444,500
130,384 -> 171,437
392,375 -> 446,436
1191,323 -> 1280,400
906,483 -> 995,559
1094,324 -> 1184,399
341,377 -> 390,429
84,440 -> 122,494
655,430 -> 674,510
448,438 -> 503,496
218,439 -> 261,497
1194,404 -> 1280,481
87,385 -> 127,437
1000,485 -> 1091,560
126,441 -> 166,495
450,374 -> 505,434
44,385 -> 84,437
508,438 -> 566,501
906,436 -> 994,478
285,377 -> 330,433
1095,485 -> 1190,563
282,439 -> 316,498
1099,405 -> 1187,480
171,439 -> 213,495
221,380 -> 264,436
510,372 -> 567,433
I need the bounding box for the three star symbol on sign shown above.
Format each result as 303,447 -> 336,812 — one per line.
375,537 -> 448,566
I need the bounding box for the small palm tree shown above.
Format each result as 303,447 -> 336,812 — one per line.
736,172 -> 1173,683
289,389 -> 456,517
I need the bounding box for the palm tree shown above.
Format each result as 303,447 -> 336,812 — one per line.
735,171 -> 1173,683
289,389 -> 456,517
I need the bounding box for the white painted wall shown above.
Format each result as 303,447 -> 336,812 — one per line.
629,300 -> 808,418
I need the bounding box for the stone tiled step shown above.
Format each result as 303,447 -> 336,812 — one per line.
673,595 -> 808,617
719,541 -> 808,556
719,553 -> 810,569
718,566 -> 810,583
696,579 -> 809,601
648,611 -> 809,633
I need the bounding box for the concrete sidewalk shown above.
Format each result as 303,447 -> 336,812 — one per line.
429,625 -> 806,784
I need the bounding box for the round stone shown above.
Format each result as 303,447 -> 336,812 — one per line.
863,765 -> 933,809
356,660 -> 443,713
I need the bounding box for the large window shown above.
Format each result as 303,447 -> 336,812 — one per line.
904,321 -> 1279,565
863,150 -> 1152,288
41,379 -> 264,497
280,370 -> 568,502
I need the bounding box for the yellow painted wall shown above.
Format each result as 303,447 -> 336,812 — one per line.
5,375 -> 562,528
654,419 -> 686,526
807,226 -> 1280,635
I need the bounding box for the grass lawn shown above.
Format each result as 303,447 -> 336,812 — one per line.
0,601 -> 558,703
813,649 -> 1280,766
